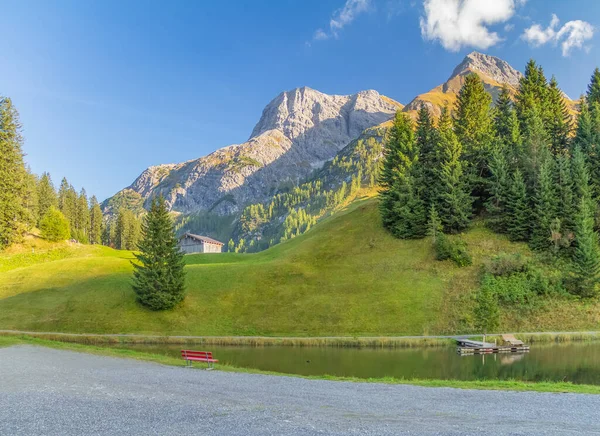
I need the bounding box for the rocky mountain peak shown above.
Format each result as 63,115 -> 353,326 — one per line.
450,51 -> 523,87
250,87 -> 399,141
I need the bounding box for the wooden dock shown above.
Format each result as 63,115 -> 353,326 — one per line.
456,338 -> 530,355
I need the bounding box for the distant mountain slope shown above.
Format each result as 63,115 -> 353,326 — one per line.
103,88 -> 402,216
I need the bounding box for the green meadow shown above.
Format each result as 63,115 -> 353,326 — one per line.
1,199 -> 599,337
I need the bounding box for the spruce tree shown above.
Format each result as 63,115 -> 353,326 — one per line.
453,74 -> 495,204
436,108 -> 472,233
89,196 -> 103,245
0,96 -> 27,248
573,97 -> 594,154
379,112 -> 425,238
572,146 -> 593,211
516,60 -> 551,140
132,196 -> 186,310
556,153 -> 575,240
530,157 -> 559,251
415,105 -> 439,208
506,169 -> 530,241
22,169 -> 39,230
75,188 -> 90,243
37,172 -> 58,226
494,86 -> 521,155
587,68 -> 600,106
547,77 -> 572,154
520,100 -> 551,189
486,150 -> 511,232
572,197 -> 600,298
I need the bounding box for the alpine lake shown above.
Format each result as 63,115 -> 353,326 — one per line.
105,341 -> 600,385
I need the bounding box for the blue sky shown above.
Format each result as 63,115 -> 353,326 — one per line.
1,0 -> 599,201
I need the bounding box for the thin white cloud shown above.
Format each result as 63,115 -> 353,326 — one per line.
312,0 -> 371,42
522,14 -> 595,56
419,0 -> 522,52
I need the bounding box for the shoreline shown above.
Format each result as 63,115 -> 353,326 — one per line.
1,329 -> 599,348
2,335 -> 600,395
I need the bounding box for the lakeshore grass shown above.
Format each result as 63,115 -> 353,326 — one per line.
2,336 -> 599,395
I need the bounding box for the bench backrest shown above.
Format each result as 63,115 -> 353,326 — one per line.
181,350 -> 213,360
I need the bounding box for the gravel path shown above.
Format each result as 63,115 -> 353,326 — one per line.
1,345 -> 599,435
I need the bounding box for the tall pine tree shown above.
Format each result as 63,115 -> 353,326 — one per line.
132,196 -> 186,310
453,74 -> 495,207
89,196 -> 103,245
379,112 -> 426,239
494,86 -> 521,155
587,68 -> 600,106
487,150 -> 511,232
530,157 -> 559,250
37,172 -> 58,226
436,108 -> 472,233
415,105 -> 439,208
506,168 -> 530,241
547,77 -> 572,153
0,97 -> 27,248
572,196 -> 600,298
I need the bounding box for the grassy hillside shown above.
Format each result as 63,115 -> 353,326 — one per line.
1,199 -> 599,336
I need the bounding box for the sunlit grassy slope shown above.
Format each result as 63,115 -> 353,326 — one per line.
1,199 -> 599,336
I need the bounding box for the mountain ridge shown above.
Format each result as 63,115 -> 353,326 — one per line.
103,87 -> 402,216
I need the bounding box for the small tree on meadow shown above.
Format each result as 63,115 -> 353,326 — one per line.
40,207 -> 70,242
132,196 -> 186,310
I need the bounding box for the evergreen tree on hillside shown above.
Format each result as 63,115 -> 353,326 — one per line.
587,68 -> 600,106
520,101 -> 551,189
0,96 -> 27,248
115,208 -> 140,250
75,189 -> 90,243
494,86 -> 521,154
58,178 -> 70,213
58,178 -> 78,235
436,108 -> 472,233
506,169 -> 530,241
415,106 -> 439,208
556,153 -> 575,239
588,101 -> 600,190
22,169 -> 39,229
572,197 -> 600,298
573,97 -> 594,154
37,172 -> 58,226
453,74 -> 495,203
487,150 -> 511,232
379,112 -> 426,239
572,146 -> 593,210
547,77 -> 572,153
516,60 -> 550,139
132,196 -> 186,310
89,196 -> 103,245
530,157 -> 559,250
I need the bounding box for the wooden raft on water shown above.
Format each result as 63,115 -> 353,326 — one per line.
456,335 -> 530,355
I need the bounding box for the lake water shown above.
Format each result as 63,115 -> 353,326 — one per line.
108,342 -> 600,385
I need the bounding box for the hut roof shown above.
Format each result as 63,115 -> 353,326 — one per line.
180,233 -> 224,246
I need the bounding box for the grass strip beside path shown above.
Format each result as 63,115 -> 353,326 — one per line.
2,336 -> 599,395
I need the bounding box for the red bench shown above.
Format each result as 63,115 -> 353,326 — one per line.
181,350 -> 219,369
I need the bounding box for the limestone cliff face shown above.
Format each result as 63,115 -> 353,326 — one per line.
105,87 -> 402,215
